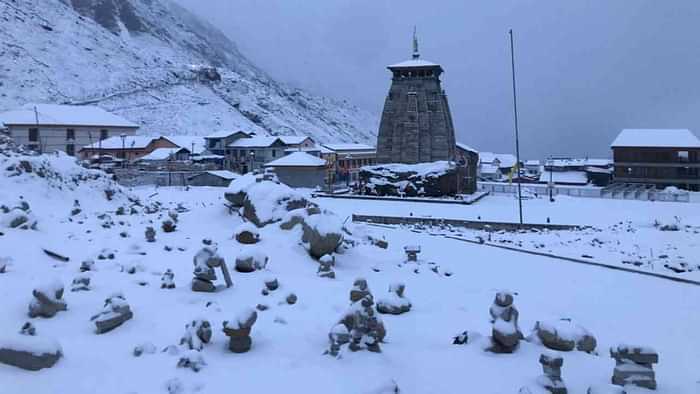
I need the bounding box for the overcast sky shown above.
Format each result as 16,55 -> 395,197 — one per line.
176,0 -> 700,159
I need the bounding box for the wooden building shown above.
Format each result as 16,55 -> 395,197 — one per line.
611,129 -> 700,191
79,136 -> 178,161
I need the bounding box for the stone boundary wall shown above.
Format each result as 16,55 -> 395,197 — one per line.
313,191 -> 489,205
351,214 -> 583,232
113,170 -> 204,187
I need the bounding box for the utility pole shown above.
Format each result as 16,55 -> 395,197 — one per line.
509,29 -> 524,226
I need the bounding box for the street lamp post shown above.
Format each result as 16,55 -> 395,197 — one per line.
548,156 -> 555,202
248,151 -> 255,174
509,29 -> 524,226
119,133 -> 127,169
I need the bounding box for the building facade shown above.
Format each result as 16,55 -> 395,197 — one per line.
79,136 -> 179,161
322,143 -> 377,183
611,129 -> 700,191
0,104 -> 138,156
375,33 -> 456,164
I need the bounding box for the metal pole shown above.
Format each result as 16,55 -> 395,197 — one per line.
549,156 -> 554,202
509,29 -> 524,225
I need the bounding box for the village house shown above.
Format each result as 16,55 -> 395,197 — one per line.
203,130 -> 253,157
538,157 -> 613,187
321,143 -> 377,184
187,170 -> 238,187
227,135 -> 316,173
79,136 -> 179,161
264,151 -> 327,189
611,129 -> 700,191
0,104 -> 138,156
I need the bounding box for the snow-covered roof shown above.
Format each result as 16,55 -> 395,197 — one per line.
138,147 -> 187,161
611,129 -> 700,148
539,170 -> 588,185
82,135 -> 156,149
456,142 -> 478,154
278,135 -> 312,145
284,145 -> 334,154
547,158 -> 612,168
479,152 -> 517,168
204,170 -> 238,180
479,164 -> 501,175
205,130 -> 251,139
525,160 -> 541,166
388,59 -> 441,69
264,152 -> 327,167
0,104 -> 138,128
321,143 -> 376,152
228,136 -> 282,148
164,135 -> 206,154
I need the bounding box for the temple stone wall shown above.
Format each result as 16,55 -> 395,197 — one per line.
376,73 -> 457,164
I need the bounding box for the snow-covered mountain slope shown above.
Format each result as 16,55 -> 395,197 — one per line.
0,0 -> 378,143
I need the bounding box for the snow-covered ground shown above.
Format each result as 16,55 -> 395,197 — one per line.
1,153 -> 699,393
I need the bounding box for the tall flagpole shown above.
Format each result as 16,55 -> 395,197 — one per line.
509,29 -> 524,226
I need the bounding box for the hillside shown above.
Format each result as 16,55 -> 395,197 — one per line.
0,0 -> 378,143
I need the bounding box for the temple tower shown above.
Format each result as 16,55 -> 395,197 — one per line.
376,29 -> 457,164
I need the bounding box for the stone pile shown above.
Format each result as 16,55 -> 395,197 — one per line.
222,308 -> 258,353
91,293 -> 133,334
145,226 -> 156,242
533,319 -> 597,353
180,320 -> 212,351
71,200 -> 82,216
610,344 -> 658,390
317,254 -> 336,279
488,291 -> 522,353
162,219 -> 176,233
191,247 -> 232,292
177,350 -> 206,372
28,280 -> 67,318
80,259 -> 95,272
586,385 -> 626,394
161,269 -> 175,289
70,275 -> 91,292
536,352 -> 567,394
404,245 -> 421,262
350,278 -> 371,303
377,283 -> 412,315
20,322 -> 36,336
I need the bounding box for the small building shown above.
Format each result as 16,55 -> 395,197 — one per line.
479,152 -> 518,176
455,142 -> 479,194
137,147 -> 191,163
611,129 -> 700,191
524,160 -> 542,176
0,104 -> 138,156
187,170 -> 238,187
204,130 -> 252,156
227,136 -> 288,173
79,136 -> 179,161
538,170 -> 589,186
321,143 -> 377,183
263,151 -> 327,189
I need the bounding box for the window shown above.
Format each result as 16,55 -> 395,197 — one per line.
66,129 -> 75,141
66,144 -> 75,156
29,128 -> 39,142
100,129 -> 109,140
678,151 -> 689,162
208,139 -> 217,149
272,149 -> 277,158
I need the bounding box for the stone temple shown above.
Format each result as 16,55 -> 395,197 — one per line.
376,31 -> 457,164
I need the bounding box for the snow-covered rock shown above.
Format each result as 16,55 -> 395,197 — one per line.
0,334 -> 62,371
531,319 -> 597,353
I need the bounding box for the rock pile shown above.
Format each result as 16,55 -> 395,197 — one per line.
610,344 -> 658,390
317,254 -> 336,279
71,275 -> 91,292
28,280 -> 67,318
180,320 -> 212,351
235,223 -> 259,244
80,259 -> 95,272
0,199 -> 38,230
162,219 -> 176,233
223,308 -> 258,353
234,249 -> 268,273
91,293 -> 133,334
488,291 -> 522,353
145,226 -> 156,242
404,245 -> 420,262
532,319 -> 597,353
161,269 -> 175,289
177,350 -> 206,372
350,278 -> 371,303
344,295 -> 384,352
377,283 -> 412,315
191,247 -> 232,292
536,353 -> 567,394
586,385 -> 626,394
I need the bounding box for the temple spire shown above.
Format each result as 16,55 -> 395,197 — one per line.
412,26 -> 420,59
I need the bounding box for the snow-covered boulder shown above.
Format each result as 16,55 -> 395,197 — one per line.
0,335 -> 62,371
28,280 -> 67,318
235,222 -> 260,244
531,319 -> 597,353
228,176 -> 311,227
360,161 -> 461,197
301,211 -> 344,259
235,248 -> 268,273
180,319 -> 212,351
